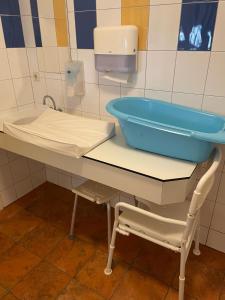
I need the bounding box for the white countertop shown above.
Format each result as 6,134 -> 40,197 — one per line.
84,130 -> 197,182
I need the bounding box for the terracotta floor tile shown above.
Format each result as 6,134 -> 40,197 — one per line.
12,261 -> 70,300
0,244 -> 40,289
0,203 -> 22,222
16,184 -> 46,208
19,221 -> 66,258
0,209 -> 42,242
165,288 -> 196,300
1,294 -> 18,300
57,280 -> 104,300
173,260 -> 224,300
190,245 -> 225,273
111,267 -> 168,300
98,234 -> 144,265
0,232 -> 14,256
133,241 -> 180,285
26,195 -> 73,232
0,285 -> 7,298
77,249 -> 128,299
47,237 -> 96,277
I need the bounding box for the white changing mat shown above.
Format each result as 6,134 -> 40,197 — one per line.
3,109 -> 115,158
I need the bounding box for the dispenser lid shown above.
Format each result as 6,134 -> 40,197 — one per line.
94,25 -> 138,55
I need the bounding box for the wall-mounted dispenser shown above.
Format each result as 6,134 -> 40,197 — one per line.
94,25 -> 138,84
65,61 -> 85,97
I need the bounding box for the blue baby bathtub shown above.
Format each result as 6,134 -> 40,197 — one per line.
106,97 -> 225,162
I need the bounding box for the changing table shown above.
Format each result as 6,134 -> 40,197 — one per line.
0,127 -> 198,205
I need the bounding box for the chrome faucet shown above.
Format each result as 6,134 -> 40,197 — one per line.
43,95 -> 57,110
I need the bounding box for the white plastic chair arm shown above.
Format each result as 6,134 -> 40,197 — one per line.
115,202 -> 187,226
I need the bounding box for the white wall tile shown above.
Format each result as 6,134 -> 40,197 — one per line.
46,78 -> 65,109
200,201 -> 214,228
21,16 -> 35,47
67,0 -> 74,12
58,47 -> 69,73
37,48 -> 45,72
46,166 -> 58,185
96,0 -> 121,9
207,230 -> 225,253
31,169 -> 46,189
0,49 -> 11,80
0,80 -> 17,111
15,177 -> 33,198
0,150 -> 8,166
211,203 -> 225,233
121,87 -> 145,97
81,83 -> 100,115
0,18 -> 5,49
173,52 -> 210,94
172,92 -> 203,109
199,226 -> 209,245
148,4 -> 181,50
205,52 -> 225,97
0,186 -> 17,207
13,77 -> 34,106
144,89 -> 172,102
19,0 -> 31,15
39,18 -> 57,47
146,51 -> 176,91
28,159 -> 44,173
27,48 -> 39,74
43,47 -> 60,73
99,85 -> 120,116
202,96 -> 225,117
72,175 -> 86,188
58,172 -> 72,190
0,165 -> 13,190
216,172 -> 225,204
122,51 -> 147,89
68,12 -> 77,49
31,76 -> 47,103
150,0 -> 181,4
77,50 -> 98,84
9,158 -> 30,183
7,48 -> 29,78
212,1 -> 225,51
37,0 -> 54,18
97,9 -> 121,27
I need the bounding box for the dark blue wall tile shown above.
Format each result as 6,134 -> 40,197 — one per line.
75,11 -> 96,49
30,0 -> 39,17
0,0 -> 20,15
74,0 -> 96,11
178,1 -> 218,51
1,16 -> 25,48
32,18 -> 42,47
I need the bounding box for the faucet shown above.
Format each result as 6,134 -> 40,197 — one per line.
43,95 -> 57,110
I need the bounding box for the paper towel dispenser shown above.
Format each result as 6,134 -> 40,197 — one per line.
94,25 -> 138,73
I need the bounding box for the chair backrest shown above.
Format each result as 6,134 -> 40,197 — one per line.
189,147 -> 222,216
182,147 -> 222,243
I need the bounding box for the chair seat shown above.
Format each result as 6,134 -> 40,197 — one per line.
72,180 -> 118,204
119,201 -> 190,247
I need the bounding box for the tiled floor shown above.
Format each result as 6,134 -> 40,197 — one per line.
0,182 -> 224,300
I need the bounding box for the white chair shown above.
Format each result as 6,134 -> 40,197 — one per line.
69,180 -> 119,249
104,148 -> 222,300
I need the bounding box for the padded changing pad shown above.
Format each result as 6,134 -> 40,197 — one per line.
3,109 -> 115,158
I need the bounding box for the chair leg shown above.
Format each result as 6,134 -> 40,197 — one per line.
193,223 -> 201,256
104,221 -> 118,275
106,202 -> 111,251
69,194 -> 78,240
179,249 -> 186,300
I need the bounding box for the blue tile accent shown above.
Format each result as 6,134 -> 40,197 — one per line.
0,0 -> 20,16
178,1 -> 218,51
30,0 -> 39,17
32,18 -> 42,47
75,11 -> 96,49
1,16 -> 25,48
74,0 -> 96,11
